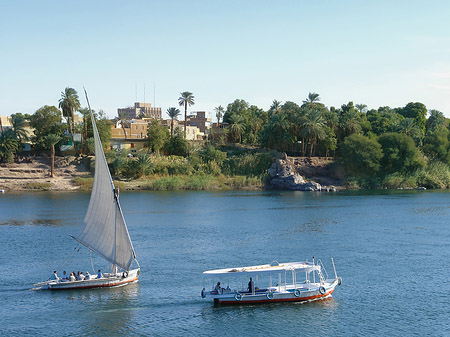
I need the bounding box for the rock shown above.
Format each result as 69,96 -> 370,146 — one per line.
267,158 -> 329,191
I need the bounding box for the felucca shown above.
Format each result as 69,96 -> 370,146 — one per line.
35,89 -> 140,290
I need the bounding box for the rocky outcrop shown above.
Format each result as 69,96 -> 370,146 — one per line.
267,154 -> 336,191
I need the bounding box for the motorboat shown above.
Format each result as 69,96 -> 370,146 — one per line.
34,89 -> 140,290
201,258 -> 341,305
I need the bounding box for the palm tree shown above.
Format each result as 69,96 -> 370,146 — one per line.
58,87 -> 80,149
229,114 -> 245,143
117,111 -> 129,140
0,129 -> 19,163
302,92 -> 320,109
355,104 -> 368,114
11,114 -> 29,143
340,110 -> 361,137
214,105 -> 225,127
135,154 -> 154,178
300,109 -> 326,156
178,91 -> 195,138
166,107 -> 181,136
45,134 -> 61,178
269,100 -> 282,119
398,118 -> 422,142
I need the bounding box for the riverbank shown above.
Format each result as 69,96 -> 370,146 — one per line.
0,156 -> 267,192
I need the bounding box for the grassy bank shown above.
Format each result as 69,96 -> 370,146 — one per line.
73,174 -> 265,191
344,161 -> 450,189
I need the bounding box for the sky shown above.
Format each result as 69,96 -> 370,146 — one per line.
1,0 -> 450,120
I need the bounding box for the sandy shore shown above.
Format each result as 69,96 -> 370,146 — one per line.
0,156 -> 90,192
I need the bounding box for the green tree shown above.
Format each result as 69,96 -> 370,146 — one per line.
30,105 -> 65,150
200,145 -> 226,165
355,104 -> 368,114
85,110 -> 112,153
164,127 -> 189,156
146,119 -> 169,153
378,133 -> 424,174
45,134 -> 62,177
426,109 -> 447,134
117,111 -> 129,140
302,92 -> 321,110
166,107 -> 181,136
268,99 -> 282,119
397,118 -> 422,144
300,109 -> 326,156
10,114 -> 29,143
339,107 -> 362,137
0,129 -> 20,163
134,154 -> 154,178
58,87 -> 80,149
399,102 -> 427,136
341,134 -> 383,176
178,91 -> 195,138
214,105 -> 225,127
423,129 -> 450,163
229,114 -> 245,143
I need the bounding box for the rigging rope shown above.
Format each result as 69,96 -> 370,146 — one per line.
60,245 -> 80,270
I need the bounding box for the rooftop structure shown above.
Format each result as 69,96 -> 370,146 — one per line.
186,111 -> 211,133
118,102 -> 162,120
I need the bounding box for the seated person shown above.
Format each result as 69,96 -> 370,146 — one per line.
69,272 -> 76,282
215,282 -> 222,293
97,269 -> 103,279
85,271 -> 91,280
50,271 -> 59,281
79,272 -> 85,281
61,271 -> 68,281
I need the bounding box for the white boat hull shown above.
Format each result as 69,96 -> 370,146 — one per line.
36,269 -> 140,290
205,278 -> 340,305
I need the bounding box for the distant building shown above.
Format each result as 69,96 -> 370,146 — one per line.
186,111 -> 211,134
118,102 -> 162,120
110,118 -> 205,150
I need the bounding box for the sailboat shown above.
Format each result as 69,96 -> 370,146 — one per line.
35,89 -> 140,290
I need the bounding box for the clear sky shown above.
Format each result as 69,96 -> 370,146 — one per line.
1,0 -> 450,119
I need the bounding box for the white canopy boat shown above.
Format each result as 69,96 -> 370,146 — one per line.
34,90 -> 140,290
201,258 -> 341,305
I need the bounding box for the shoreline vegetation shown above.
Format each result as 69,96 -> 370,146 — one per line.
2,88 -> 450,192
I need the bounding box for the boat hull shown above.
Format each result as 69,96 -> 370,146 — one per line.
215,288 -> 334,305
206,278 -> 339,306
39,269 -> 140,290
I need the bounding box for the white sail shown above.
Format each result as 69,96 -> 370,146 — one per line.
75,93 -> 136,271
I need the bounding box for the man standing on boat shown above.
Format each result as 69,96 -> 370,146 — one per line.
248,277 -> 254,293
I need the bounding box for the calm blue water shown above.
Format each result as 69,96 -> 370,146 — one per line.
0,189 -> 449,336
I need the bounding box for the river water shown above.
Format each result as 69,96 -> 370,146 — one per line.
0,190 -> 449,336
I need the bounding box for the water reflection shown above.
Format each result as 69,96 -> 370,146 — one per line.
65,284 -> 141,335
0,219 -> 64,226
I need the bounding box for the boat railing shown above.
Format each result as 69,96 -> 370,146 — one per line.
317,259 -> 328,283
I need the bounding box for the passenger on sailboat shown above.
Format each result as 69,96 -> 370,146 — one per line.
85,271 -> 91,280
79,272 -> 85,281
69,272 -> 76,282
61,271 -> 68,281
50,271 -> 59,281
97,270 -> 103,279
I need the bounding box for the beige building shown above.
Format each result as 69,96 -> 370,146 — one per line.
118,102 -> 162,120
186,111 -> 211,134
110,118 -> 205,151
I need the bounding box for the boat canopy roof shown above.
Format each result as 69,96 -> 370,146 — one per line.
203,261 -> 320,276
